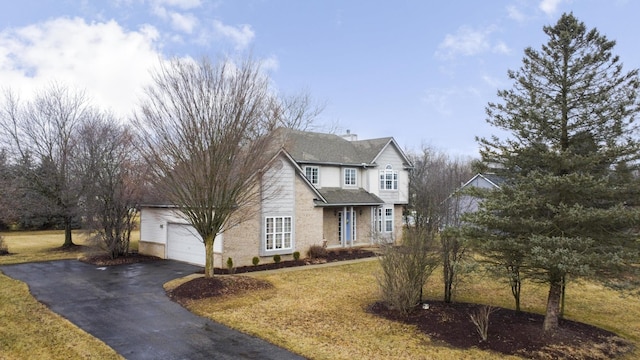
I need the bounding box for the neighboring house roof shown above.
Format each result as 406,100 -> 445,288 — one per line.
460,173 -> 505,190
279,128 -> 411,168
314,187 -> 385,207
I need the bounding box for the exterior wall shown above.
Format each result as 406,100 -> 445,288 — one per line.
139,207 -> 187,259
369,144 -> 409,204
355,206 -> 373,245
292,175 -> 324,257
393,204 -> 404,243
221,204 -> 262,268
223,157 -> 324,267
260,156 -> 296,257
323,209 -> 339,247
319,166 -> 340,188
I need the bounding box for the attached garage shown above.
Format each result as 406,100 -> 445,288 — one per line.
166,223 -> 206,265
138,207 -> 222,267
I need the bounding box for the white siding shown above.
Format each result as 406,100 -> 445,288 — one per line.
262,157 -> 295,214
140,207 -> 185,245
319,166 -> 341,188
371,144 -> 408,204
261,156 -> 296,256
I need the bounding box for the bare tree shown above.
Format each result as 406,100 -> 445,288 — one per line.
78,116 -> 144,259
275,91 -> 326,131
134,56 -> 287,277
408,146 -> 475,303
408,146 -> 473,232
377,226 -> 439,316
0,84 -> 96,246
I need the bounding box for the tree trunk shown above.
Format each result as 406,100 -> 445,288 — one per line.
560,275 -> 566,319
204,234 -> 215,278
543,279 -> 563,332
62,218 -> 74,247
510,265 -> 521,312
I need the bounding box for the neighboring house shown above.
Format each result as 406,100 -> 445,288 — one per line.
453,173 -> 504,216
138,129 -> 412,267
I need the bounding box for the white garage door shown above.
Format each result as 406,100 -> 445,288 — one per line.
167,223 -> 206,266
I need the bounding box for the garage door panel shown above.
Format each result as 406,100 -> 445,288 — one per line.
167,224 -> 206,266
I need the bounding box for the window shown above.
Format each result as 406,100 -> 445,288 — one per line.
376,207 -> 393,233
385,208 -> 394,232
304,166 -> 319,185
265,216 -> 292,251
344,168 -> 357,186
379,165 -> 398,190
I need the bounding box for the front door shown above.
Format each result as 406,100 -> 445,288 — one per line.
338,208 -> 356,246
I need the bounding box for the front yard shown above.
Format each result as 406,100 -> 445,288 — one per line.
170,261 -> 640,360
1,230 -> 639,359
0,230 -> 124,359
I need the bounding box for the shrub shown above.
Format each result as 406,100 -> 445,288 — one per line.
252,256 -> 260,266
377,227 -> 439,316
226,257 -> 235,274
469,305 -> 497,342
0,235 -> 8,255
293,251 -> 300,261
273,254 -> 281,264
307,244 -> 328,259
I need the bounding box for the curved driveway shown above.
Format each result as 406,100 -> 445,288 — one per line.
1,260 -> 305,360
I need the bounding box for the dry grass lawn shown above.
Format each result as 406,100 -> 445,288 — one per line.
0,230 -> 140,360
173,260 -> 640,360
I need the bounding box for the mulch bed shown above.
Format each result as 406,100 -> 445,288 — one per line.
167,276 -> 273,303
212,248 -> 377,274
369,301 -> 634,360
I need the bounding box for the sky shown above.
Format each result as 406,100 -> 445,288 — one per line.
1,0 -> 639,158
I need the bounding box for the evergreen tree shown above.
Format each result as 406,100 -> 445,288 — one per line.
465,13 -> 640,332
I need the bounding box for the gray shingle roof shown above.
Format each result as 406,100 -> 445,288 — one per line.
279,128 -> 393,165
315,187 -> 384,206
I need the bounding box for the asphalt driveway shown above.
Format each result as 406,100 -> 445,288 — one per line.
0,260 -> 305,360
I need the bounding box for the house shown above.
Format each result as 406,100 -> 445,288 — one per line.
138,129 -> 412,267
454,173 -> 504,214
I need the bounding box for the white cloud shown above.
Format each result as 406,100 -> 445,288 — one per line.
436,25 -> 508,59
168,11 -> 198,33
492,41 -> 511,55
152,5 -> 198,33
0,17 -> 164,117
260,55 -> 279,73
212,20 -> 255,50
539,0 -> 563,15
507,5 -> 526,22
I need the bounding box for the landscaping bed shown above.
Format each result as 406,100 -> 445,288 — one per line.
369,300 -> 633,360
212,247 -> 378,274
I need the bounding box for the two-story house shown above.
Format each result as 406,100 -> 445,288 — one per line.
138,129 -> 412,267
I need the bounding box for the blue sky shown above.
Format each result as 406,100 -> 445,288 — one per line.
1,0 -> 639,157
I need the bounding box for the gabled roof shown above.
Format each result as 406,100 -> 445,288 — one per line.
460,173 -> 505,190
278,128 -> 411,167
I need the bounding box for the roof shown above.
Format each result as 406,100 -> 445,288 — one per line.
460,173 -> 505,190
278,128 -> 408,166
314,187 -> 385,206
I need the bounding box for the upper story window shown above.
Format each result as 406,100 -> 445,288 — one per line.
344,168 -> 357,186
304,166 -> 319,186
379,164 -> 398,190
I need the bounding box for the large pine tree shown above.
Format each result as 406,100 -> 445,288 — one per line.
466,13 -> 640,332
